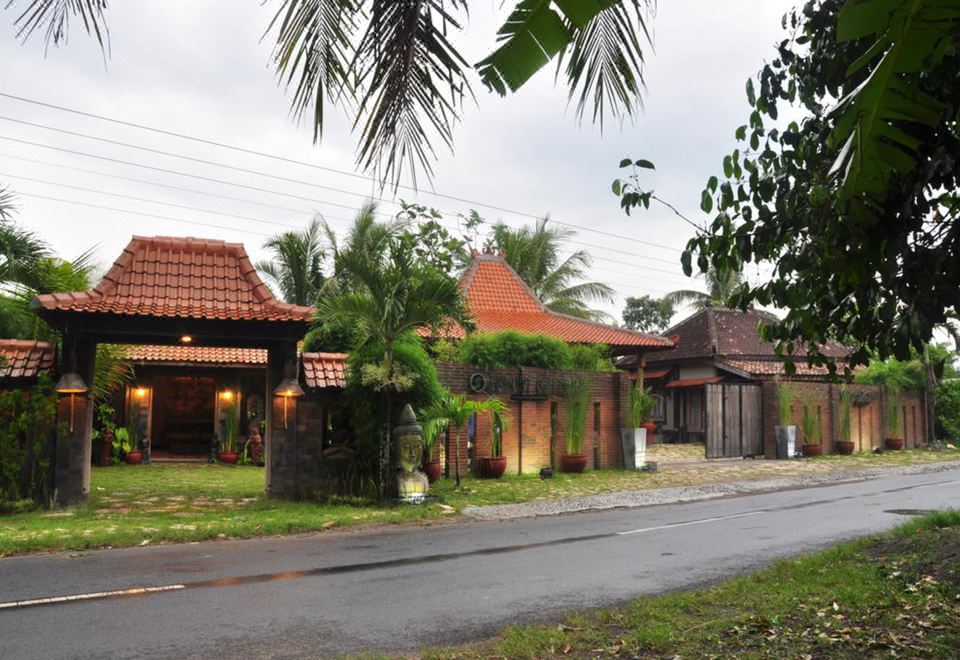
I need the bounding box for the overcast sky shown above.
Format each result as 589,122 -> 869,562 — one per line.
0,1 -> 798,322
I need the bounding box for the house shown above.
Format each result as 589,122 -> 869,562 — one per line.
620,306 -> 927,458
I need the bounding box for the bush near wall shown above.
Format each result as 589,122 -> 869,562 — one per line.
456,330 -> 614,371
0,374 -> 57,507
936,380 -> 960,442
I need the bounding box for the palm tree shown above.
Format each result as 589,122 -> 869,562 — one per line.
315,222 -> 468,499
420,391 -> 508,488
12,1 -> 654,187
663,266 -> 743,310
488,218 -> 615,322
255,218 -> 327,307
322,202 -> 405,295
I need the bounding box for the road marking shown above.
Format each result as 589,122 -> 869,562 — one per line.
616,510 -> 764,536
0,584 -> 185,610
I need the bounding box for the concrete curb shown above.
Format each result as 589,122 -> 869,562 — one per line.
462,461 -> 960,521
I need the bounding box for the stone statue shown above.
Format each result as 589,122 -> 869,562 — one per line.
394,404 -> 429,502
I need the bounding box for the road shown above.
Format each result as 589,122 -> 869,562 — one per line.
2,468 -> 960,659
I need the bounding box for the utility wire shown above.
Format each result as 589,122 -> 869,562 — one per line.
0,102 -> 684,253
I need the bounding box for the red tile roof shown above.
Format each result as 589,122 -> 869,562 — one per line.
431,254 -> 673,352
629,368 -> 670,381
121,345 -> 268,367
665,376 -> 724,388
0,340 -> 55,380
33,236 -> 314,323
718,359 -> 837,379
302,352 -> 348,389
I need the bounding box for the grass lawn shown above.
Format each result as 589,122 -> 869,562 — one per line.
426,510 -> 960,658
1,447 -> 958,556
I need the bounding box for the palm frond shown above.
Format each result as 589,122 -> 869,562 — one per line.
267,0 -> 357,142
559,0 -> 653,128
0,185 -> 16,221
662,288 -> 710,308
12,0 -> 109,50
94,344 -> 134,404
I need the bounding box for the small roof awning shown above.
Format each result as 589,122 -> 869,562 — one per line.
665,376 -> 724,389
629,368 -> 670,382
301,352 -> 348,389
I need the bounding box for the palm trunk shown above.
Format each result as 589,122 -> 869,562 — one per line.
454,428 -> 461,488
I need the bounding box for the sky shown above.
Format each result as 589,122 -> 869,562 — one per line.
0,0 -> 799,323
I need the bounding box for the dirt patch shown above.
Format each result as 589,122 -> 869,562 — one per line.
866,525 -> 960,591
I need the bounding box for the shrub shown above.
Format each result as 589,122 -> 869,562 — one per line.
428,338 -> 460,363
855,358 -> 924,390
456,331 -> 573,370
302,316 -> 363,353
565,378 -> 589,455
569,343 -> 615,371
0,375 -> 57,505
935,380 -> 960,441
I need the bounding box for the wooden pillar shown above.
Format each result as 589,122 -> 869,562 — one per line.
54,333 -> 96,506
266,342 -> 299,498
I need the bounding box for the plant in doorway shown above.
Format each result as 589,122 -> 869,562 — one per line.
479,403 -> 511,479
562,378 -> 589,473
885,386 -> 904,450
836,387 -> 855,454
800,406 -> 822,456
219,399 -> 240,464
115,426 -> 141,465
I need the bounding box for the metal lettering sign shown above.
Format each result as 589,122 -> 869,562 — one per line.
468,372 -> 571,396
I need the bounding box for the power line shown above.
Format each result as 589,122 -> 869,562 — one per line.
0,141 -> 689,278
0,100 -> 685,253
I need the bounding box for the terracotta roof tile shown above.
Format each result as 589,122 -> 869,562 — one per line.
302,352 -> 348,389
717,358 -> 841,379
34,236 -> 314,323
665,376 -> 724,388
121,345 -> 268,366
0,340 -> 55,380
429,255 -> 673,352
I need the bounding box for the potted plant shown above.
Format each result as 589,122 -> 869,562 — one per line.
562,378 -> 589,473
621,378 -> 653,470
479,405 -> 511,479
800,406 -> 822,456
885,386 -> 904,450
774,380 -> 796,459
115,426 -> 142,464
421,391 -> 507,487
420,403 -> 447,483
836,387 -> 855,454
92,404 -> 117,467
219,399 -> 240,464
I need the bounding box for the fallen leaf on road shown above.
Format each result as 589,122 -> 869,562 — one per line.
321,521 -> 338,529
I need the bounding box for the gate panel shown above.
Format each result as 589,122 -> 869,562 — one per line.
705,384 -> 724,458
705,383 -> 762,458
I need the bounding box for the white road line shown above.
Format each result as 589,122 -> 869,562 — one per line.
0,584 -> 185,610
617,510 -> 765,536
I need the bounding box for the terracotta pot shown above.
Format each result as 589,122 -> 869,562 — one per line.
836,441 -> 855,455
560,453 -> 588,473
423,460 -> 442,482
641,421 -> 657,442
478,456 -> 507,479
125,451 -> 142,465
801,443 -> 823,456
219,451 -> 239,464
885,438 -> 904,450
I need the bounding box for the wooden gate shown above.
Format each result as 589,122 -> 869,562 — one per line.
705,383 -> 762,458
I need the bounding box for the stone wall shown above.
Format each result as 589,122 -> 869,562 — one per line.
436,363 -> 630,475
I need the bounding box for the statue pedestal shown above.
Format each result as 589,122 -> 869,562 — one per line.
397,470 -> 429,503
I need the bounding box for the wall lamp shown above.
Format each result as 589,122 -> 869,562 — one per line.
55,372 -> 88,433
273,378 -> 303,429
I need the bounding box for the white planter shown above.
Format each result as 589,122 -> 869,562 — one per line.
621,428 -> 647,471
775,425 -> 796,459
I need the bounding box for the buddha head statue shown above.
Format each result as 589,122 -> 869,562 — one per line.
393,404 -> 423,474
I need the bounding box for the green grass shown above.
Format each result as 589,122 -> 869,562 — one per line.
425,511 -> 960,659
0,463 -> 451,556
2,447 -> 959,556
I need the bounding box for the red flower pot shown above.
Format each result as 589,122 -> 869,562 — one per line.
560,454 -> 588,473
885,438 -> 904,450
478,456 -> 507,479
125,451 -> 142,465
641,421 -> 657,443
423,460 -> 442,482
836,441 -> 855,455
802,443 -> 823,457
219,451 -> 239,464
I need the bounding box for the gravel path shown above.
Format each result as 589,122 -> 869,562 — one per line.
462,461 -> 960,520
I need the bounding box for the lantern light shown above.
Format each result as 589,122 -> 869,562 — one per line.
273,378 -> 303,429
135,386 -> 148,398
221,389 -> 234,401
180,335 -> 193,344
55,372 -> 88,433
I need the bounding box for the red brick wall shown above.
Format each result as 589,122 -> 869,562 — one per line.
760,380 -> 926,457
436,363 -> 630,475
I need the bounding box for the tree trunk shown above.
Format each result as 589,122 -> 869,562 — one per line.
379,341 -> 395,502
454,428 -> 461,488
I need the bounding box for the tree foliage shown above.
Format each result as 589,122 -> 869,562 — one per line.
255,217 -> 327,307
676,0 -> 960,371
622,294 -> 674,333
12,1 -> 655,187
0,374 -> 57,506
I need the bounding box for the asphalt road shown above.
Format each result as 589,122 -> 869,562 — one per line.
2,468 -> 960,659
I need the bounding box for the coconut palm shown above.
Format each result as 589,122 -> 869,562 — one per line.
12,1 -> 654,187
663,266 -> 743,310
314,228 -> 468,499
488,218 -> 615,322
255,218 -> 327,307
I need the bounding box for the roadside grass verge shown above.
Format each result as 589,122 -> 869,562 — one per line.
426,510 -> 960,659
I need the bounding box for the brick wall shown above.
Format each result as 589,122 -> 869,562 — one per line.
760,380 -> 926,457
436,363 -> 631,475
